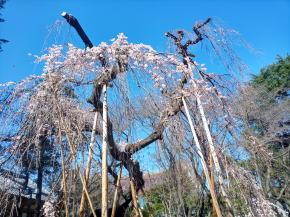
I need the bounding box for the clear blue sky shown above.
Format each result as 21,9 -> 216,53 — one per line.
0,0 -> 289,83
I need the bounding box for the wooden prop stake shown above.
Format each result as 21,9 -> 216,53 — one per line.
102,84 -> 109,217
130,179 -> 142,217
111,166 -> 122,217
79,112 -> 99,216
186,57 -> 233,212
182,97 -> 222,217
210,151 -> 217,217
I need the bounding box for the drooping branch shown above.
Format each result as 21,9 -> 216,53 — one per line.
0,169 -> 27,182
124,97 -> 183,154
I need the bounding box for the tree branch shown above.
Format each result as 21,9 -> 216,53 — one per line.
61,12 -> 93,48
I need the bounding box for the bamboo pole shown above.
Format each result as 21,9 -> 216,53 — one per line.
102,84 -> 109,217
111,166 -> 122,217
130,179 -> 142,217
56,104 -> 97,217
185,57 -> 233,212
64,134 -> 97,217
210,152 -> 217,217
67,136 -> 97,217
79,111 -> 99,216
182,97 -> 222,217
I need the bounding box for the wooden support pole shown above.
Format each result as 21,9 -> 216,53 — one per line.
64,132 -> 97,217
185,57 -> 233,212
210,152 -> 217,217
111,166 -> 122,217
56,104 -> 97,217
79,112 -> 99,217
102,84 -> 108,217
130,179 -> 142,217
65,135 -> 97,217
182,97 -> 222,217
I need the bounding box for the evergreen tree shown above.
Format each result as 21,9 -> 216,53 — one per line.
236,54 -> 290,213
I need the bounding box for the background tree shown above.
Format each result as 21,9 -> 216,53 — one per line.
233,54 -> 290,214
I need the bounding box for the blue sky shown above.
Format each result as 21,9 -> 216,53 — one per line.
0,0 -> 289,83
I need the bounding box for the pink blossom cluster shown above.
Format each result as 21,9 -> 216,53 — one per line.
35,34 -> 229,105
29,34 -> 236,144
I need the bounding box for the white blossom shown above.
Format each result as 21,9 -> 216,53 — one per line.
42,201 -> 58,217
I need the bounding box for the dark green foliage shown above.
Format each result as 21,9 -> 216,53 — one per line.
142,182 -> 211,216
252,54 -> 290,97
143,184 -> 169,216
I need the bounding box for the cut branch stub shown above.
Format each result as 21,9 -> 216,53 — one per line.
61,12 -> 93,48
